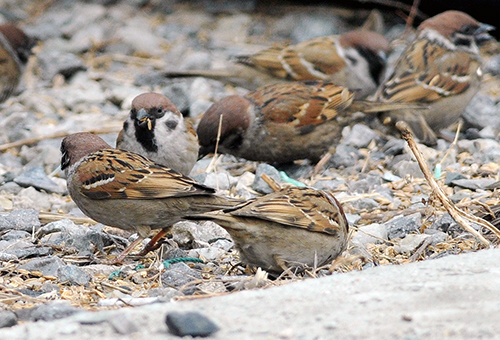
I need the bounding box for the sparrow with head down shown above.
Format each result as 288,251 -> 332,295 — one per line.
117,93 -> 199,176
0,23 -> 36,103
61,132 -> 239,263
196,80 -> 413,164
373,10 -> 495,145
187,186 -> 349,274
165,29 -> 390,98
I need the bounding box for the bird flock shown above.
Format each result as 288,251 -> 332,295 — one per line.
0,9 -> 496,274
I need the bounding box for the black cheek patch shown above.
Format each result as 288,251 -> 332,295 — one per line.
165,120 -> 178,130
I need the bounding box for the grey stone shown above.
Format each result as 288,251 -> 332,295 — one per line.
445,172 -> 466,185
0,182 -> 23,195
161,262 -> 202,294
57,265 -> 91,286
203,171 -> 236,191
30,301 -> 82,322
18,256 -> 66,276
424,229 -> 448,245
252,163 -> 281,194
382,138 -> 406,156
0,310 -> 17,328
451,178 -> 497,190
352,223 -> 388,245
348,174 -> 382,194
0,230 -> 31,241
345,213 -> 361,226
6,246 -> 54,259
463,94 -> 500,130
189,246 -> 226,262
431,213 -> 462,237
385,213 -> 422,240
161,82 -> 190,114
391,160 -> 424,178
449,192 -> 472,203
343,124 -> 379,148
349,198 -> 379,210
394,234 -> 432,254
382,172 -> 401,182
37,50 -> 86,81
14,166 -> 64,194
0,209 -> 40,233
171,221 -> 231,248
0,253 -> 18,261
38,219 -> 97,257
330,144 -> 360,168
166,311 -> 219,337
148,287 -> 183,300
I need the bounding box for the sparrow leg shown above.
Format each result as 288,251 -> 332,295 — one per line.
415,113 -> 438,146
137,228 -> 168,256
100,236 -> 144,265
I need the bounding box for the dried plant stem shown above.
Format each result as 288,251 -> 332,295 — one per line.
397,121 -> 500,246
0,127 -> 121,152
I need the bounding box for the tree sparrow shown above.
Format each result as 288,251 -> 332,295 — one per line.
164,30 -> 390,98
0,23 -> 36,103
373,10 -> 494,145
188,186 -> 349,273
116,93 -> 199,176
196,80 -> 412,164
61,132 -> 238,263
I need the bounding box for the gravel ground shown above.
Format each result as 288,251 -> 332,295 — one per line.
0,0 -> 500,336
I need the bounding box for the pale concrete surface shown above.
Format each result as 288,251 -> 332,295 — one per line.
2,248 -> 500,339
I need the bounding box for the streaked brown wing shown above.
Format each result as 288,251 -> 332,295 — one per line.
76,149 -> 214,200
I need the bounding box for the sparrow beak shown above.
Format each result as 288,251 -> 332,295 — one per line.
136,108 -> 153,131
475,23 -> 495,43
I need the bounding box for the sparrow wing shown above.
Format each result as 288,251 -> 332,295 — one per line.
247,81 -> 354,129
377,38 -> 481,103
224,187 -> 347,236
75,149 -> 215,200
236,36 -> 345,81
0,43 -> 21,102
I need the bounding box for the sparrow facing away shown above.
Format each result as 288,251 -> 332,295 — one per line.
373,10 -> 495,145
61,132 -> 239,263
196,80 -> 412,164
117,93 -> 199,176
164,30 -> 390,98
187,186 -> 349,273
0,23 -> 36,103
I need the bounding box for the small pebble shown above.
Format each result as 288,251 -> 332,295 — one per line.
166,311 -> 220,337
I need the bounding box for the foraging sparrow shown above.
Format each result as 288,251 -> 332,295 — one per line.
196,80 -> 412,164
0,23 -> 36,103
61,132 -> 239,263
116,92 -> 199,176
373,10 -> 494,145
165,30 -> 390,98
188,186 -> 349,273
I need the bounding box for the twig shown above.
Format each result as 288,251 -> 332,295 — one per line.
38,212 -> 97,225
408,236 -> 433,262
261,173 -> 281,192
205,114 -> 225,190
356,0 -> 427,19
396,121 -> 500,246
0,126 -> 121,152
405,0 -> 421,35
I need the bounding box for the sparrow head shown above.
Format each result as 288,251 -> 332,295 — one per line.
0,23 -> 37,64
196,95 -> 251,158
418,11 -> 495,50
130,92 -> 181,131
339,30 -> 390,57
339,30 -> 390,85
60,132 -> 112,171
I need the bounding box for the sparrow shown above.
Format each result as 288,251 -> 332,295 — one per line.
373,10 -> 495,145
0,23 -> 36,103
61,132 -> 239,263
116,92 -> 199,176
164,30 -> 390,98
196,80 -> 414,164
187,186 -> 349,273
